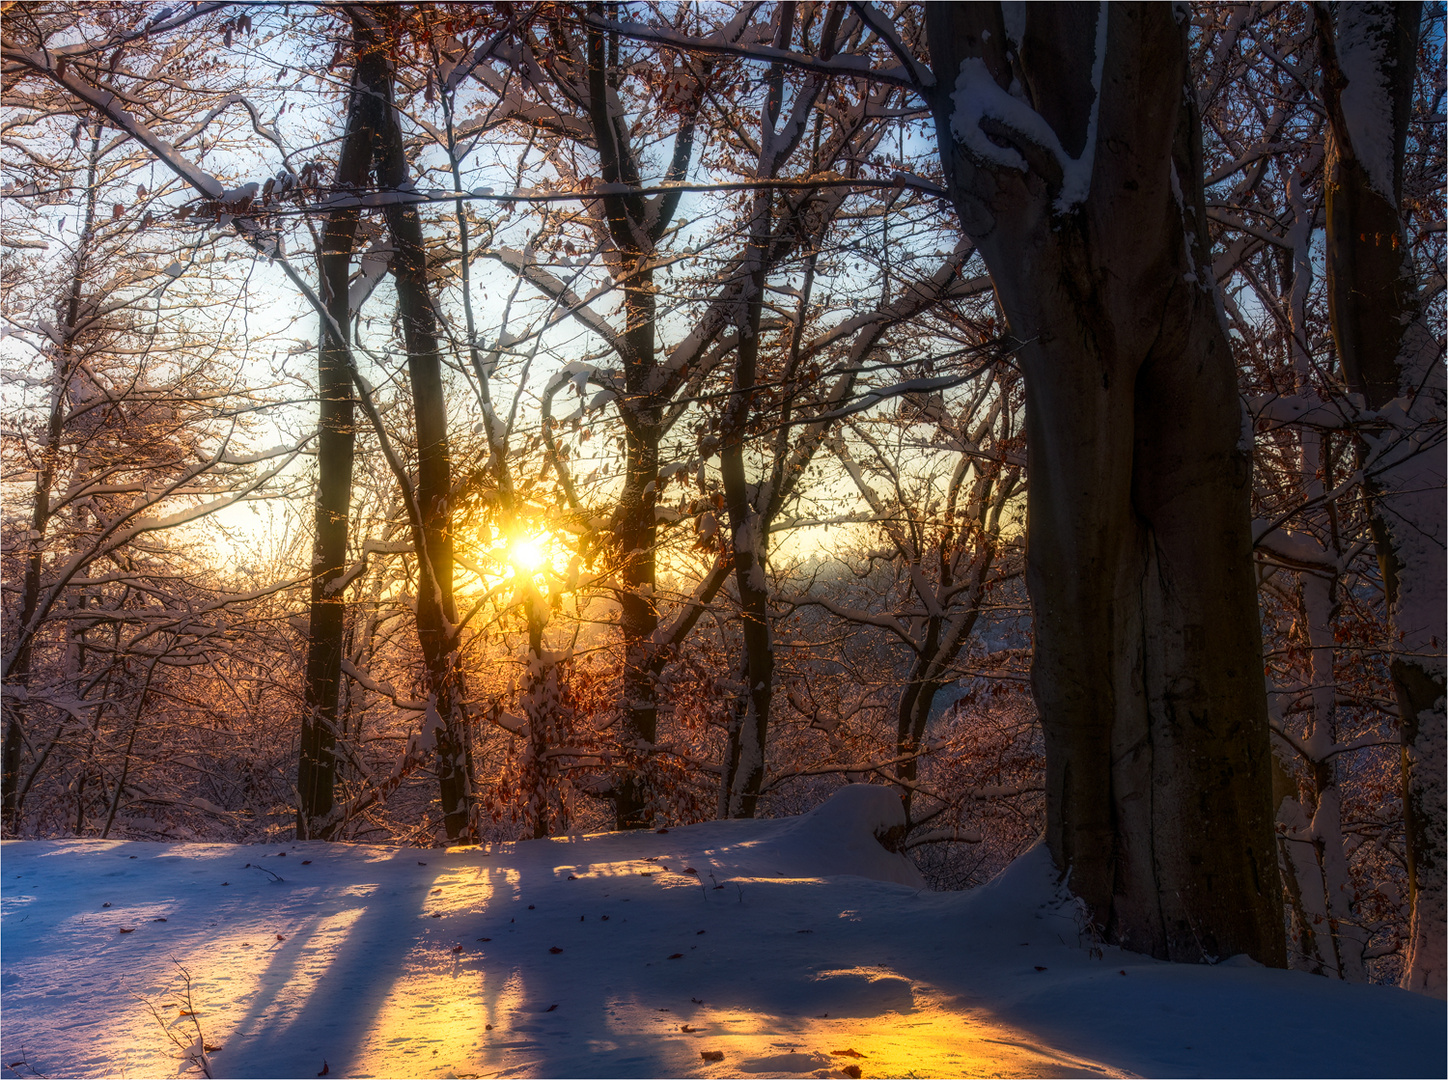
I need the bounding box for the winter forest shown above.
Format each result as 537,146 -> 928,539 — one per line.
1,2 -> 1445,1077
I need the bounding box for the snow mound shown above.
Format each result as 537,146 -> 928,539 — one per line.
779,783 -> 923,886
714,784 -> 925,888
4,817 -> 1445,1079
806,967 -> 915,1016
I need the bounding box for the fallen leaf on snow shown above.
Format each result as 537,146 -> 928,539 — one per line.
832,1049 -> 865,1058
700,1050 -> 723,1062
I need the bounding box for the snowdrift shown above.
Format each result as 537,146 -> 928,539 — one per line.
2,785 -> 1442,1079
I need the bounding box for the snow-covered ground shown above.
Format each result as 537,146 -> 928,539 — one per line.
2,786 -> 1442,1079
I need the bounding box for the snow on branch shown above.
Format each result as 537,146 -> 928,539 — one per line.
266,175 -> 949,217
2,46 -> 226,199
577,11 -> 921,91
948,4 -> 1108,213
1252,520 -> 1341,573
339,659 -> 428,713
487,247 -> 629,359
798,366 -> 994,427
848,2 -> 935,89
43,1 -> 231,58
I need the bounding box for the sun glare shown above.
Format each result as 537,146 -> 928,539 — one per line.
509,536 -> 547,575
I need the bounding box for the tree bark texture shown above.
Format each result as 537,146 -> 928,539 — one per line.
927,3 -> 1284,965
717,186 -> 774,820
583,13 -> 671,829
1318,1 -> 1445,997
358,17 -> 474,843
297,37 -> 373,840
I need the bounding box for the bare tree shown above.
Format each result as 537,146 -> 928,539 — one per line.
1,38 -> 300,836
1316,1 -> 1445,996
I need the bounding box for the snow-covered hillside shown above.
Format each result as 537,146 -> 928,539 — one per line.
2,786 -> 1442,1079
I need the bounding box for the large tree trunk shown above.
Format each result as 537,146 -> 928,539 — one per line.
926,3 -> 1284,965
1317,2 -> 1445,998
296,40 -> 373,840
360,13 -> 474,843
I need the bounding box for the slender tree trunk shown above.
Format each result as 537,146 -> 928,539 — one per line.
895,554 -> 990,821
927,3 -> 1284,965
1317,2 -> 1445,997
521,588 -> 556,839
611,309 -> 662,830
1301,573 -> 1369,980
361,18 -> 473,843
716,8 -> 811,818
1269,179 -> 1367,980
297,40 -> 373,840
718,183 -> 774,819
581,12 -> 667,829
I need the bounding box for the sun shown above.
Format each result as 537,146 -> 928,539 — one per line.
508,535 -> 547,575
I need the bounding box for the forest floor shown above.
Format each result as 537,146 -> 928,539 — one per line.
1,785 -> 1442,1080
